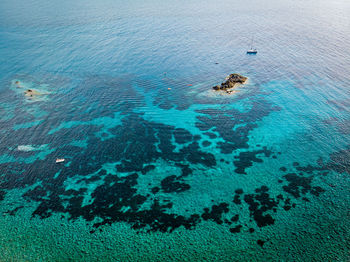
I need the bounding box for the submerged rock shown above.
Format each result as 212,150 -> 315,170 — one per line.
24,89 -> 43,97
212,73 -> 247,92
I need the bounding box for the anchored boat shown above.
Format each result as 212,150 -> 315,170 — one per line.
247,37 -> 257,54
247,49 -> 257,54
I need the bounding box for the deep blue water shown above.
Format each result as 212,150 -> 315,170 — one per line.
0,0 -> 350,260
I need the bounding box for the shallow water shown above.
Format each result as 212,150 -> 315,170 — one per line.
0,0 -> 350,260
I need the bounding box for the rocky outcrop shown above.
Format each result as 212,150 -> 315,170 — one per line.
213,74 -> 247,92
24,89 -> 42,97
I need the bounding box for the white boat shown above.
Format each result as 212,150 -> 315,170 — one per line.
247,37 -> 257,54
56,158 -> 65,163
247,49 -> 257,54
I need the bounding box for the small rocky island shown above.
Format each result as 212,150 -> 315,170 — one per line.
24,89 -> 42,97
13,80 -> 47,100
213,73 -> 247,94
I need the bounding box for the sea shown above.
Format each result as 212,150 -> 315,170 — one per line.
0,0 -> 349,260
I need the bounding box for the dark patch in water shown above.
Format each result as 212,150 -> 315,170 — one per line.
0,109 -> 217,232
173,128 -> 193,144
233,189 -> 244,204
233,147 -> 272,174
0,190 -> 5,201
233,192 -> 243,205
235,189 -> 243,194
231,214 -> 239,222
201,203 -> 229,225
243,186 -> 277,227
257,239 -> 267,247
161,175 -> 190,193
283,205 -> 292,211
202,140 -> 211,147
195,101 -> 281,155
282,173 -> 325,198
230,225 -> 242,233
0,75 -> 344,236
4,205 -> 24,216
302,197 -> 310,202
204,132 -> 217,139
224,219 -> 232,225
327,147 -> 350,174
141,165 -> 156,175
176,164 -> 193,178
296,164 -> 326,174
151,187 -> 160,194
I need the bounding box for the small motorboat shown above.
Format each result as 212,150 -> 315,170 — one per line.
56,158 -> 65,163
247,49 -> 257,54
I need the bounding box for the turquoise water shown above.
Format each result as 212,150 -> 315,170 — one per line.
0,0 -> 350,260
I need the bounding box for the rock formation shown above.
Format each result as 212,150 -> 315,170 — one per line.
24,89 -> 42,97
213,74 -> 247,93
